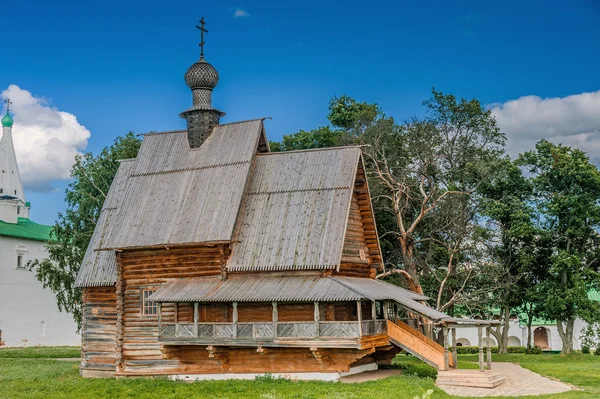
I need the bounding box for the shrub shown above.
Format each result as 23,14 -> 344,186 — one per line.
582,346 -> 590,354
526,346 -> 543,354
595,347 -> 600,356
453,346 -> 528,354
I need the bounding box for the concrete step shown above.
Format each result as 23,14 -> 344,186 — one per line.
436,369 -> 505,388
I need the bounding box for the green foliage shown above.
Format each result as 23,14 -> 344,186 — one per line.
518,140 -> 600,352
269,126 -> 344,152
327,95 -> 382,131
582,346 -> 590,354
579,323 -> 600,352
453,346 -> 532,354
29,132 -> 141,330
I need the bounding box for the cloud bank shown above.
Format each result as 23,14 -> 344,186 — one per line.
234,8 -> 251,18
490,90 -> 600,161
1,85 -> 90,192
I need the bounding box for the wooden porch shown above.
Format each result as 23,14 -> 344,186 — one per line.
157,300 -> 388,348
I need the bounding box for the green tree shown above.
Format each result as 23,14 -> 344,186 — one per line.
29,132 -> 141,329
364,89 -> 506,297
518,139 -> 600,353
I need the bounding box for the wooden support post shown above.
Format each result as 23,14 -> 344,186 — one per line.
272,302 -> 278,338
232,302 -> 238,338
357,301 -> 363,336
443,327 -> 449,370
452,327 -> 457,368
478,326 -> 484,372
193,303 -> 199,338
371,301 -> 376,320
486,326 -> 492,370
383,301 -> 389,320
314,301 -> 320,338
157,302 -> 162,335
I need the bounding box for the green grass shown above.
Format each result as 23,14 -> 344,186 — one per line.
0,346 -> 80,359
0,348 -> 599,398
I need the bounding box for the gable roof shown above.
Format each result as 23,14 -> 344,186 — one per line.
0,217 -> 52,242
227,147 -> 362,272
76,120 -> 382,287
98,119 -> 266,250
75,159 -> 135,287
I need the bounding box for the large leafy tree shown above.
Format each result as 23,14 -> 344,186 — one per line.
362,90 -> 506,298
30,133 -> 141,329
518,140 -> 600,353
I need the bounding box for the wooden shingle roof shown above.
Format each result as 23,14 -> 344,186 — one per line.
228,147 -> 362,271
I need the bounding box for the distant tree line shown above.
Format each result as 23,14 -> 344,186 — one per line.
33,91 -> 600,354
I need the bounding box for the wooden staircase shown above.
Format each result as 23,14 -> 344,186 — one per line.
436,369 -> 505,388
386,320 -> 454,370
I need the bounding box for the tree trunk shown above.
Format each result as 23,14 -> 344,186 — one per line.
498,305 -> 510,354
556,318 -> 575,354
527,314 -> 533,349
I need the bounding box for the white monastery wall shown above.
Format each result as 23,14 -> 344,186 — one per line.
0,235 -> 80,346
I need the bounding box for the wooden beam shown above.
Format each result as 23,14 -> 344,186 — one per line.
443,327 -> 449,370
478,326 -> 484,372
314,301 -> 320,338
194,303 -> 199,338
232,302 -> 238,339
452,327 -> 457,368
273,302 -> 278,339
371,301 -> 377,320
486,326 -> 492,370
357,301 -> 363,336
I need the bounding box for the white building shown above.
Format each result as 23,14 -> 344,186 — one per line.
0,107 -> 80,346
454,309 -> 597,351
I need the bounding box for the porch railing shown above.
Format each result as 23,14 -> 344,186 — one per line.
159,320 -> 386,341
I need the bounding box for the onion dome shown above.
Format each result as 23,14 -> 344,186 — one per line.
1,112 -> 13,128
184,58 -> 220,90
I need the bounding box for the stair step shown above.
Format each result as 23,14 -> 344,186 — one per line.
436,370 -> 505,388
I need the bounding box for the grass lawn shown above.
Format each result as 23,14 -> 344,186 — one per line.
0,348 -> 599,398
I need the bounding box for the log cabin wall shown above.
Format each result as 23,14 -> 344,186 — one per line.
117,245 -> 224,374
336,163 -> 381,278
81,286 -> 117,376
163,346 -> 377,374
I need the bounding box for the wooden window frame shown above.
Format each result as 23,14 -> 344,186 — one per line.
141,289 -> 157,316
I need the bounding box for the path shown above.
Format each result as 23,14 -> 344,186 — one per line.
437,363 -> 571,397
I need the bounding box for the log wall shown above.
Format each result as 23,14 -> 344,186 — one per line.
81,286 -> 117,376
117,246 -> 224,374
133,346 -> 377,375
337,163 -> 381,278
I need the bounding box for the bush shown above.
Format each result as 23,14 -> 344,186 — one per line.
595,348 -> 600,356
582,346 -> 590,354
526,346 -> 543,354
453,346 -> 529,354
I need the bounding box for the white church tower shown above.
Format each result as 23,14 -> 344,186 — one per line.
0,100 -> 80,346
0,100 -> 29,223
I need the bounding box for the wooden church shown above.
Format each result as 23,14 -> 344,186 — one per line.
76,21 -> 501,384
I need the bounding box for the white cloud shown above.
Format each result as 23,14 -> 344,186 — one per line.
234,8 -> 251,18
1,85 -> 90,192
490,91 -> 600,161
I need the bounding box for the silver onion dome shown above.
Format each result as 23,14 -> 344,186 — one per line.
184,58 -> 220,90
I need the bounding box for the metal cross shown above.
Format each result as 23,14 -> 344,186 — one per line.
196,17 -> 208,59
4,98 -> 11,112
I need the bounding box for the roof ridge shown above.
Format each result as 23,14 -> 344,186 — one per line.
217,117 -> 270,127
256,145 -> 363,156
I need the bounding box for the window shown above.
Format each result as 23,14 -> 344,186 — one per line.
15,245 -> 28,269
141,290 -> 157,315
0,188 -> 3,193
17,206 -> 20,215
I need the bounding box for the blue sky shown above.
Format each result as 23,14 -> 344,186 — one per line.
2,0 -> 600,225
